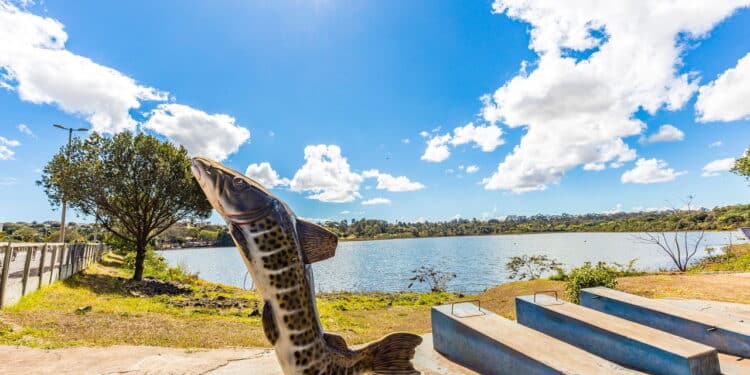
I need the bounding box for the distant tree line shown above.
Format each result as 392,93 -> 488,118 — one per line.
320,204 -> 750,241
4,204 -> 748,245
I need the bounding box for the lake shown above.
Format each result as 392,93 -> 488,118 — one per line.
158,231 -> 744,294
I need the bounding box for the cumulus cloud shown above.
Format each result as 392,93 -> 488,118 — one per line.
362,169 -> 425,192
421,123 -> 503,162
701,158 -> 736,177
361,198 -> 391,205
0,136 -> 20,160
480,0 -> 748,192
466,165 -> 479,174
621,158 -> 686,184
0,1 -> 167,133
290,145 -> 364,203
245,162 -> 289,188
143,104 -> 250,161
17,123 -> 34,137
0,2 -> 251,161
696,52 -> 750,122
644,124 -> 685,143
420,133 -> 451,162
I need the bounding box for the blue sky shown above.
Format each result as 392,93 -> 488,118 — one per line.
1,0 -> 749,224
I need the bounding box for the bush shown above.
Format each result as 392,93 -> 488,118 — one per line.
505,254 -> 562,280
565,262 -> 618,304
407,265 -> 456,292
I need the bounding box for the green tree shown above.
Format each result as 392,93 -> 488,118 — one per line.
732,148 -> 750,185
38,132 -> 212,281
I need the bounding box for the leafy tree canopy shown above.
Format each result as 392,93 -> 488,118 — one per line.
38,132 -> 211,280
732,147 -> 750,185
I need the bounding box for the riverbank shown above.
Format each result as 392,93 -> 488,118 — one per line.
2,245 -> 749,349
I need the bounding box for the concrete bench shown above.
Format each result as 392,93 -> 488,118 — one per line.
581,287 -> 750,357
431,302 -> 643,374
516,295 -> 720,375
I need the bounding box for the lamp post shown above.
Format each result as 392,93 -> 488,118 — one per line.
53,124 -> 89,243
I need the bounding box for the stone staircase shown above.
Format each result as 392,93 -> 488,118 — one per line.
432,288 -> 750,374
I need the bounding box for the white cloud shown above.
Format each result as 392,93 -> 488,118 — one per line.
696,52 -> 750,122
290,145 -> 363,203
420,133 -> 451,162
0,2 -> 167,133
340,210 -> 351,214
17,123 -> 34,137
481,0 -> 748,192
450,122 -> 504,151
644,124 -> 685,143
602,203 -> 623,215
708,141 -> 723,148
0,136 -> 20,160
143,104 -> 250,161
621,158 -> 686,184
465,165 -> 479,174
0,177 -> 18,186
362,169 -> 425,192
401,138 -> 410,144
0,2 -> 251,161
244,162 -> 289,188
701,157 -> 736,177
419,131 -> 430,138
361,198 -> 391,205
421,123 -> 503,162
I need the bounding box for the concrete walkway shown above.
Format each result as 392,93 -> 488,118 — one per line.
0,334 -> 476,375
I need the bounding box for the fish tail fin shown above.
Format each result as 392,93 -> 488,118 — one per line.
359,332 -> 422,375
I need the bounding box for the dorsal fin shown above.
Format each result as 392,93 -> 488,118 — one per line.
296,219 -> 337,263
323,332 -> 350,352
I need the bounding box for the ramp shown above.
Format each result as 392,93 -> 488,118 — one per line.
580,287 -> 750,357
516,294 -> 720,375
431,302 -> 643,375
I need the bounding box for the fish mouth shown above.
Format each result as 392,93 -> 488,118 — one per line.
191,157 -> 275,220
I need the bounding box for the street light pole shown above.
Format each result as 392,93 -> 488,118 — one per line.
53,124 -> 89,243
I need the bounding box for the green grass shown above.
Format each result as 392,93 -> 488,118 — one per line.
690,243 -> 750,273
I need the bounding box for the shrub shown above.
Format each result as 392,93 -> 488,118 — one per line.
565,262 -> 618,304
505,254 -> 562,280
407,265 -> 456,292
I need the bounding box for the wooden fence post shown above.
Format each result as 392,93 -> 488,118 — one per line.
37,243 -> 48,289
0,242 -> 11,309
21,246 -> 34,296
49,245 -> 58,284
59,244 -> 66,279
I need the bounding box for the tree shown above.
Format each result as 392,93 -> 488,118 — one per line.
632,196 -> 705,272
505,254 -> 562,280
732,148 -> 750,185
38,132 -> 212,280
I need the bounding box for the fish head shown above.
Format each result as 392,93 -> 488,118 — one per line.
191,157 -> 275,220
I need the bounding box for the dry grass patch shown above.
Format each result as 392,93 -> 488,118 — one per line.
478,279 -> 566,319
0,254 -> 456,349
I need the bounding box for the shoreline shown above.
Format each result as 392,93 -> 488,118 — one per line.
156,228 -> 744,250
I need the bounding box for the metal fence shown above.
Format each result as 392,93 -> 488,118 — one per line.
0,242 -> 108,308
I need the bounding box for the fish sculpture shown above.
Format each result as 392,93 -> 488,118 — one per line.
191,157 -> 422,375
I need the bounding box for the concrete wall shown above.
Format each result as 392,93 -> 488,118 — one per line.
0,242 -> 107,308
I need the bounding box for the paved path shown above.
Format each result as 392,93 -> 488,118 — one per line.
0,334 -> 476,375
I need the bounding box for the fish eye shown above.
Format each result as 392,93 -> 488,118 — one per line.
233,177 -> 249,189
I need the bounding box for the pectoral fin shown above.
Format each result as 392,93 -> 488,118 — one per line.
296,219 -> 338,263
262,301 -> 279,345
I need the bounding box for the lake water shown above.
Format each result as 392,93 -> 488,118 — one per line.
158,231 -> 744,294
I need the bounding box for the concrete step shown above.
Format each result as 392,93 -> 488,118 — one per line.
431,302 -> 644,375
580,287 -> 750,358
516,294 -> 721,375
